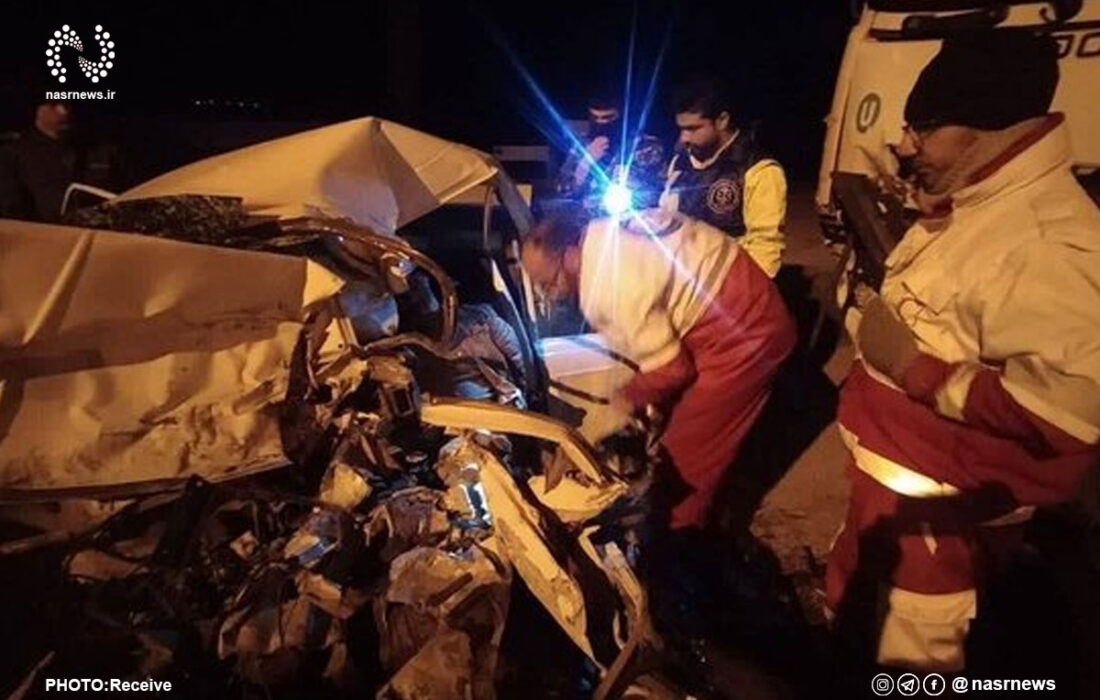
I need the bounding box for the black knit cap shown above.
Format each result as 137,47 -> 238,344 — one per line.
904,30 -> 1059,131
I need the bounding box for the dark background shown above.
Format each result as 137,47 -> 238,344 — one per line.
1,1 -> 853,185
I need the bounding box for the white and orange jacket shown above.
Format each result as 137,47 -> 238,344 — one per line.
842,115 -> 1100,515
578,210 -> 737,376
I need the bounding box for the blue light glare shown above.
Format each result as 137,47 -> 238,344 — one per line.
483,0 -> 671,217
482,1 -> 681,335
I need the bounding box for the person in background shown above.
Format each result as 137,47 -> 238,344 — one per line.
554,95 -> 665,215
0,97 -> 124,222
828,30 -> 1100,673
660,78 -> 786,278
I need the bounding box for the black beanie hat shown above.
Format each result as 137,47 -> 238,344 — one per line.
904,30 -> 1059,131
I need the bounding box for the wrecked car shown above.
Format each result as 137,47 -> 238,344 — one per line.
0,117 -> 678,698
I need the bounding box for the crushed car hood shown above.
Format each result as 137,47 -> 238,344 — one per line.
0,219 -> 346,495
116,117 -> 501,235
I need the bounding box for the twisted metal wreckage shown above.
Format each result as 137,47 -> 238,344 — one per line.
0,118 -> 679,698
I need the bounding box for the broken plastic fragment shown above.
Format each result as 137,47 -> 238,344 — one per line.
230,531 -> 260,560
295,571 -> 370,620
319,462 -> 373,510
364,488 -> 452,563
435,438 -> 495,534
527,475 -> 628,524
67,549 -> 142,581
283,509 -> 345,569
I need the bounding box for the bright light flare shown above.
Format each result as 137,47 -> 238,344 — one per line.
602,182 -> 634,215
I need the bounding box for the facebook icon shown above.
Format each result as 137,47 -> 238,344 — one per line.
923,673 -> 946,696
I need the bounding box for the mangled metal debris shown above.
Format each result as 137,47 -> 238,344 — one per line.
0,118 -> 672,697
376,544 -> 510,699
0,223 -> 667,698
3,394 -> 661,696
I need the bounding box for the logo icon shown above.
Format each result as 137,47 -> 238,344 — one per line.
855,92 -> 881,133
952,676 -> 969,693
897,673 -> 920,696
923,673 -> 946,696
871,673 -> 894,696
46,24 -> 116,84
705,178 -> 741,215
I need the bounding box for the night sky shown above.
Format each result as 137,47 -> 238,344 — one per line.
2,1 -> 852,182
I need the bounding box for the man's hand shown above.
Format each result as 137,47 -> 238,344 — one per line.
573,137 -> 611,186
858,295 -> 920,384
587,135 -> 611,161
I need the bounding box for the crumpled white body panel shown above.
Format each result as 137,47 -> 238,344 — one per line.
0,219 -> 345,493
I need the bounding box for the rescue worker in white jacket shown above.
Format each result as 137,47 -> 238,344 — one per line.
830,30 -> 1100,672
522,206 -> 796,530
